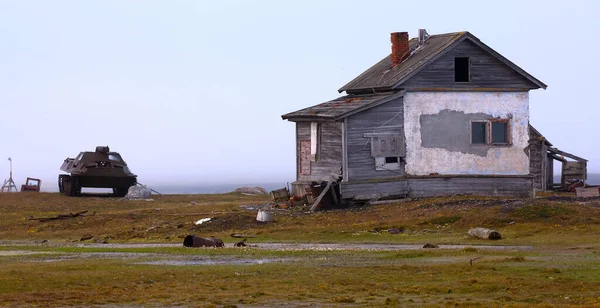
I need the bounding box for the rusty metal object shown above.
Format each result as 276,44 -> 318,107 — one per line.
21,177 -> 41,192
58,146 -> 137,197
183,235 -> 224,248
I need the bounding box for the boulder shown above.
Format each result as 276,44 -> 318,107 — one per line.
233,186 -> 267,195
123,185 -> 152,200
467,227 -> 502,240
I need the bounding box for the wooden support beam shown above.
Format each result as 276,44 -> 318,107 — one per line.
548,147 -> 587,162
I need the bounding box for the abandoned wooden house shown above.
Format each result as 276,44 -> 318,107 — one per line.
282,30 -> 586,201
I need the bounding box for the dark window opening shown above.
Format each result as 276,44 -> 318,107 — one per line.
455,57 -> 470,82
385,157 -> 399,164
471,122 -> 487,144
491,121 -> 509,144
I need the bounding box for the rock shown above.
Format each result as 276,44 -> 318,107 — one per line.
233,186 -> 267,195
388,228 -> 404,234
183,235 -> 224,248
467,227 -> 502,240
123,186 -> 152,200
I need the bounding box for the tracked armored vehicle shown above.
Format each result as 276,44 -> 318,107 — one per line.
59,146 -> 137,197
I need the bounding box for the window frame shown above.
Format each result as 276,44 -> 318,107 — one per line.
363,132 -> 405,172
489,118 -> 511,145
470,119 -> 512,146
470,120 -> 488,145
375,156 -> 402,171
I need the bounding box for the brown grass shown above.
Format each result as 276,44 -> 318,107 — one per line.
1,192 -> 600,307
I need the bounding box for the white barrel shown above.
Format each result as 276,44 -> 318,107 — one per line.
256,210 -> 273,222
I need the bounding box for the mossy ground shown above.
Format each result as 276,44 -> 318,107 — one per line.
1,192 -> 599,307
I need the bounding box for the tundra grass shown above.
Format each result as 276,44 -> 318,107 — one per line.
1,246 -> 599,307
2,192 -> 600,306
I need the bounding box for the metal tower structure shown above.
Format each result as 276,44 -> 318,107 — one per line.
1,157 -> 18,192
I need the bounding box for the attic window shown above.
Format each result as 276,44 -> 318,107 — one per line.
455,57 -> 470,82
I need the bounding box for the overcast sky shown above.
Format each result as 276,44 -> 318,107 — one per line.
1,0 -> 598,189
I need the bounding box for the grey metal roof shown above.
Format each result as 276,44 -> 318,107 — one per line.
339,32 -> 547,93
281,91 -> 404,122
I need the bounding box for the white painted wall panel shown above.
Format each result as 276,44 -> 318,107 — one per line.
404,92 -> 529,175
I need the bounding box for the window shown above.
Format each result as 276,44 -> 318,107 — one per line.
385,157 -> 399,164
364,133 -> 405,171
471,121 -> 487,144
108,154 -> 123,162
455,57 -> 470,82
471,119 -> 511,145
491,119 -> 510,144
375,157 -> 402,170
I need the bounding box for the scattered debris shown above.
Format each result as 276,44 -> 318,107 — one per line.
468,227 -> 502,240
235,238 -> 247,247
28,210 -> 89,222
122,185 -> 152,200
233,186 -> 267,195
256,210 -> 273,222
470,256 -> 483,266
195,218 -> 213,225
270,188 -> 290,202
183,235 -> 224,248
21,177 -> 41,192
80,235 -> 93,241
422,243 -> 439,248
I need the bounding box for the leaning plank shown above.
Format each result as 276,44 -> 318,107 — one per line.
28,211 -> 88,222
467,227 -> 501,240
310,178 -> 334,211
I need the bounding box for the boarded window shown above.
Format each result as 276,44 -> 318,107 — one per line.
455,57 -> 470,82
364,133 -> 404,171
471,122 -> 487,144
368,134 -> 405,157
299,140 -> 311,175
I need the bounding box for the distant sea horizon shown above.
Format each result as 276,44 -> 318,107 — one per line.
35,174 -> 600,195
38,182 -> 290,195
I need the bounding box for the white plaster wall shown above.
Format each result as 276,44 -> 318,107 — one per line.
404,92 -> 530,175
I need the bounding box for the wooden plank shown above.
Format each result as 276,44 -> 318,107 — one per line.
576,187 -> 599,198
310,178 -> 334,211
341,176 -> 534,199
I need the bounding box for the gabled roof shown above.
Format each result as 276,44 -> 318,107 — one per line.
281,91 -> 404,122
339,31 -> 547,93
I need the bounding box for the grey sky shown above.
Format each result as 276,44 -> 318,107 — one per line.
1,0 -> 598,188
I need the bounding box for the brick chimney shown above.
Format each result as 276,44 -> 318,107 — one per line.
391,32 -> 409,67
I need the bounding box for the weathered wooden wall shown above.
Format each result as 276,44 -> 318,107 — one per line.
345,96 -> 405,180
562,161 -> 587,186
295,122 -> 343,183
528,129 -> 548,191
401,39 -> 538,90
341,175 -> 534,200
